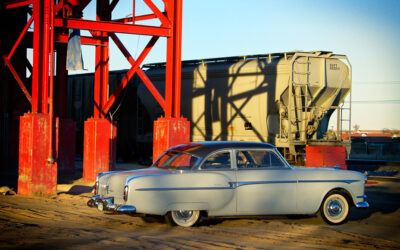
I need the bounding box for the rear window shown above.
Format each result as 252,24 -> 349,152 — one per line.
154,151 -> 199,169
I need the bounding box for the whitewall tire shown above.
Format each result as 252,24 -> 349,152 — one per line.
319,193 -> 349,225
168,210 -> 200,227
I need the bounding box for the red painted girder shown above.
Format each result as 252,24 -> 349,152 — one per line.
54,0 -> 65,15
173,0 -> 183,117
54,17 -> 171,37
31,0 -> 49,113
66,0 -> 91,12
2,55 -> 32,103
40,0 -> 51,113
31,0 -> 40,112
110,33 -> 165,110
164,0 -> 175,118
48,0 -> 55,163
143,0 -> 170,27
7,15 -> 33,61
113,13 -> 163,23
55,33 -> 103,46
103,34 -> 162,114
5,0 -> 32,9
137,68 -> 166,111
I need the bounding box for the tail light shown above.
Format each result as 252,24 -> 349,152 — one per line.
94,181 -> 99,195
123,185 -> 129,201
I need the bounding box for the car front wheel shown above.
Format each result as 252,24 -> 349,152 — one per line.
166,210 -> 200,227
319,192 -> 349,225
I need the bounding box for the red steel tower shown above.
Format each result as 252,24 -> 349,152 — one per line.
3,0 -> 188,195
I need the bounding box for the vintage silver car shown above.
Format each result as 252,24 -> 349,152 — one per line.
87,141 -> 369,227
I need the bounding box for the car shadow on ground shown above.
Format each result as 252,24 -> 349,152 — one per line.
57,185 -> 93,195
348,184 -> 400,221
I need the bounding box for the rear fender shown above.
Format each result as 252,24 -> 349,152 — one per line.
166,202 -> 209,214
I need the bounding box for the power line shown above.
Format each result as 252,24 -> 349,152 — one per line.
353,81 -> 400,85
352,100 -> 400,104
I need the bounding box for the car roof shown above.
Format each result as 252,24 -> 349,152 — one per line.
168,141 -> 275,158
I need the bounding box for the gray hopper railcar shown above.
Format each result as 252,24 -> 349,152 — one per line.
139,51 -> 352,163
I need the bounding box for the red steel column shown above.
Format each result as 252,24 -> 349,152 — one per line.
164,0 -> 175,118
83,118 -> 116,182
18,0 -> 58,195
31,0 -> 48,113
153,0 -> 189,161
83,0 -> 114,182
18,114 -> 57,195
153,117 -> 190,162
93,0 -> 110,118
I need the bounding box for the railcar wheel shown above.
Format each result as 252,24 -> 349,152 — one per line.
319,193 -> 349,225
167,210 -> 200,227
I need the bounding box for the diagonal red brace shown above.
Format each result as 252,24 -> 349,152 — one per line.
102,34 -> 165,114
7,15 -> 33,61
143,0 -> 171,27
5,0 -> 32,9
2,55 -> 32,104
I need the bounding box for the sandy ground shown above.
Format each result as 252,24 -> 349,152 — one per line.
0,165 -> 399,249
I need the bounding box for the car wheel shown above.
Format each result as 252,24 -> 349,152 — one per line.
319,193 -> 349,225
167,210 -> 200,227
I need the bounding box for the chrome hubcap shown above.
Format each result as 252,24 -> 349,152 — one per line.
176,210 -> 193,220
327,199 -> 343,217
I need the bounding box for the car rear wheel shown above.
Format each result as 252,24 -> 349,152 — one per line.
319,193 -> 349,225
166,210 -> 200,227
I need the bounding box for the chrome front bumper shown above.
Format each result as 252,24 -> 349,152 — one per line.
87,195 -> 136,214
355,201 -> 369,208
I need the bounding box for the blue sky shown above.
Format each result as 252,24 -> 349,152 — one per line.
77,0 -> 400,130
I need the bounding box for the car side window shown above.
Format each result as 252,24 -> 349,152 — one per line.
202,151 -> 232,170
236,150 -> 286,169
270,152 -> 286,168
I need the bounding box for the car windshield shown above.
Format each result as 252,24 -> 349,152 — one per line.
154,151 -> 199,170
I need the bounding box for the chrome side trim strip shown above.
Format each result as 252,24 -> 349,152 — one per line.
237,180 -> 297,187
135,179 -> 360,191
357,195 -> 367,199
136,186 -> 233,191
136,180 -> 297,191
298,179 -> 360,184
126,173 -> 171,185
96,171 -> 120,181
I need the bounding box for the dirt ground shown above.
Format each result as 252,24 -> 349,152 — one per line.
0,177 -> 399,249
